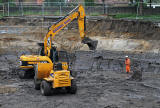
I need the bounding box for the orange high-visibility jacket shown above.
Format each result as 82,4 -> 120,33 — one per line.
125,58 -> 130,72
125,58 -> 130,66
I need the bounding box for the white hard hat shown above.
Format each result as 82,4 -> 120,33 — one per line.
125,56 -> 128,58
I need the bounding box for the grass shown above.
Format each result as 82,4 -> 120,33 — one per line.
113,13 -> 137,19
113,13 -> 160,21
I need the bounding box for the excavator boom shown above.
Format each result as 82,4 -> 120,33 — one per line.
43,5 -> 98,57
19,5 -> 98,77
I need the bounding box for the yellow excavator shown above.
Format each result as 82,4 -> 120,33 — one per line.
19,5 -> 98,96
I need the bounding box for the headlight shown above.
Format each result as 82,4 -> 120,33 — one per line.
20,61 -> 28,66
19,61 -> 22,66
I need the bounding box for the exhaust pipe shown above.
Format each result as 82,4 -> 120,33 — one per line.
82,37 -> 98,50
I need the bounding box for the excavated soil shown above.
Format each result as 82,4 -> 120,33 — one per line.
0,17 -> 160,108
0,18 -> 160,53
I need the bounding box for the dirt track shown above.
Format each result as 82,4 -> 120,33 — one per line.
0,17 -> 160,108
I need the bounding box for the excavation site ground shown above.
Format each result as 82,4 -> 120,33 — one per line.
0,17 -> 160,108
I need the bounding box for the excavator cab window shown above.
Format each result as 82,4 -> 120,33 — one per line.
54,63 -> 63,71
39,47 -> 45,56
38,46 -> 59,63
50,46 -> 59,63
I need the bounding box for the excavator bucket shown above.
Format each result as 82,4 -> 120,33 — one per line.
82,37 -> 98,50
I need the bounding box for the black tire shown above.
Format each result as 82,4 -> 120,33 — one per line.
18,70 -> 27,79
67,79 -> 77,94
70,70 -> 77,77
40,80 -> 52,96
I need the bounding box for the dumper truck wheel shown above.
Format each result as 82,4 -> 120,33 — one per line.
70,70 -> 77,77
67,79 -> 77,94
18,70 -> 27,79
40,80 -> 52,96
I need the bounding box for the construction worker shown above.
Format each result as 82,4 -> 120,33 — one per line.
125,56 -> 130,73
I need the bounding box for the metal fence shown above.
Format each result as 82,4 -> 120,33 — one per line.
0,2 -> 135,16
0,2 -> 160,21
1,2 -> 108,17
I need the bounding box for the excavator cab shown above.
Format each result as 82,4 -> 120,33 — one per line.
38,43 -> 59,62
52,50 -> 69,71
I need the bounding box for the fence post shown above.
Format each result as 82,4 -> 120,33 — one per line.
8,2 -> 9,16
103,3 -> 106,14
21,2 -> 24,16
136,2 -> 139,19
106,5 -> 108,15
42,3 -> 44,17
60,2 -> 62,16
3,4 -> 4,16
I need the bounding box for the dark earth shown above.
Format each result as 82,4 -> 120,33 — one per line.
0,17 -> 160,108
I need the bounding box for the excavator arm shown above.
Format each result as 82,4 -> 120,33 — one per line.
43,5 -> 98,57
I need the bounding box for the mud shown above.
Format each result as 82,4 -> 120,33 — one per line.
1,50 -> 160,108
1,17 -> 160,108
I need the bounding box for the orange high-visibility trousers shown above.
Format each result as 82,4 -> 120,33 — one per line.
126,65 -> 130,73
125,58 -> 130,73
